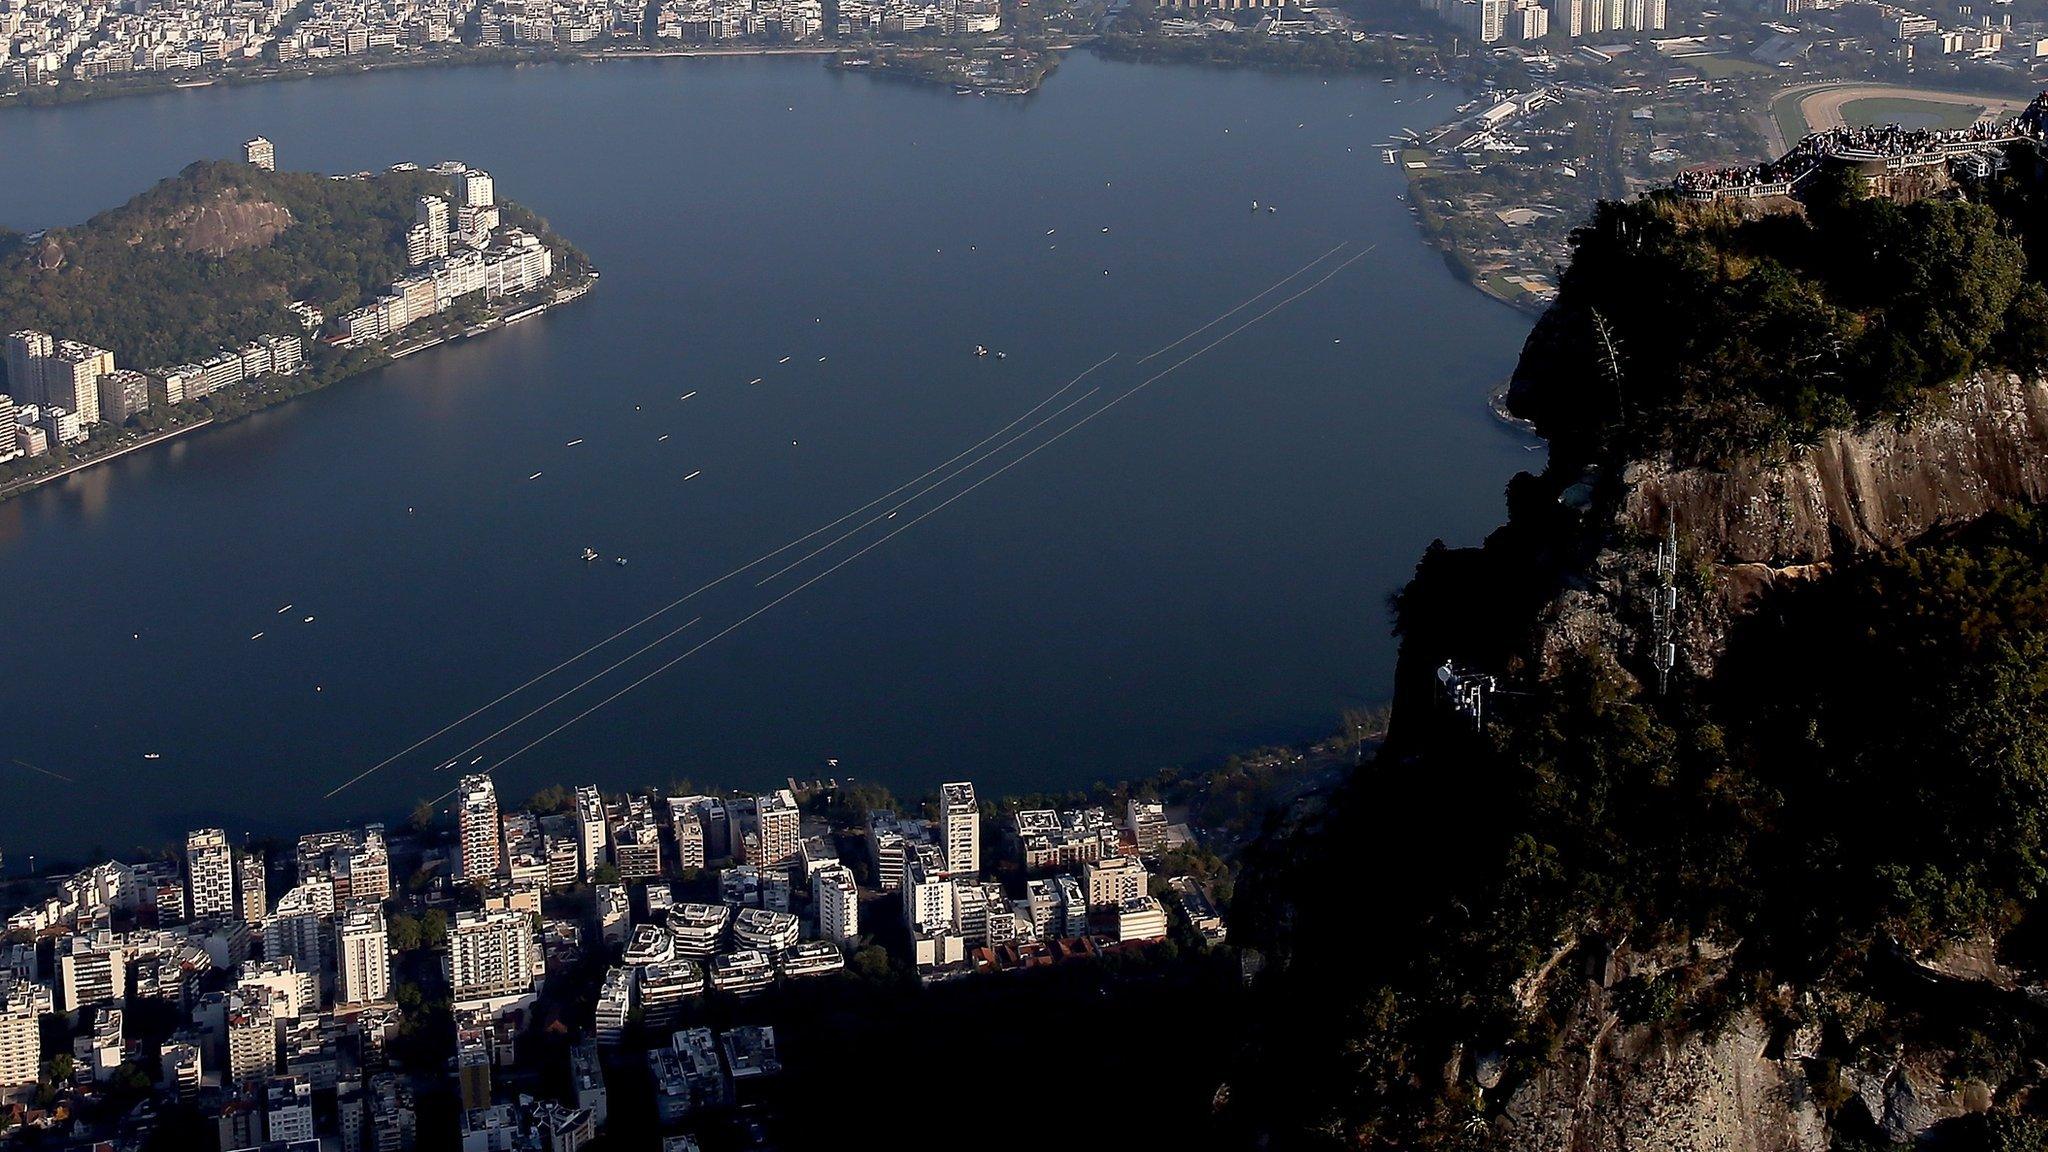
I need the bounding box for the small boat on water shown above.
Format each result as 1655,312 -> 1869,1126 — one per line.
470,755 -> 483,765
528,471 -> 543,480
778,356 -> 792,364
680,390 -> 697,401
974,345 -> 989,357
583,548 -> 600,562
748,378 -> 763,385
1251,200 -> 1259,211
565,438 -> 584,447
250,632 -> 265,640
657,434 -> 671,442
995,351 -> 1007,360
144,753 -> 161,760
303,616 -> 315,624
277,604 -> 292,613
684,470 -> 701,481
614,557 -> 628,567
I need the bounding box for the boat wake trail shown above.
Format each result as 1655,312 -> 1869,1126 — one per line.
1135,240 -> 1349,366
325,355 -> 1118,800
440,243 -> 1376,787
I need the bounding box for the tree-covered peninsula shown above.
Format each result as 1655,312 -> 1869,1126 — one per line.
0,159 -> 591,492
0,158 -> 589,379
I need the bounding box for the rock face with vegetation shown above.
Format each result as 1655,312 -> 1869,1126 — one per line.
1621,370 -> 2048,568
1219,157 -> 2048,1151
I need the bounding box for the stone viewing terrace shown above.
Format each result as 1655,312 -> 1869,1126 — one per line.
1671,93 -> 2048,203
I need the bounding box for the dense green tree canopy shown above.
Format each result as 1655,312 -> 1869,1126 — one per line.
1507,170 -> 2036,466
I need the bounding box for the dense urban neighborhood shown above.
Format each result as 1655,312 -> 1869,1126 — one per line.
0,760 -> 1263,1147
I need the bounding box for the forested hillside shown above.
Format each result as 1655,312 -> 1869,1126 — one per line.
0,159 -> 587,376
1221,165 -> 2048,1151
1507,168 -> 2048,467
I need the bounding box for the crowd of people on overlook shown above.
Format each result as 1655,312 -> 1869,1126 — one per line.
1672,94 -> 2048,200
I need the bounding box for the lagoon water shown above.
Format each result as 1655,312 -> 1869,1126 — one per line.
0,52 -> 1535,861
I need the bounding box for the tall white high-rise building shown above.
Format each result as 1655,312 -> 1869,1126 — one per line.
812,864 -> 858,945
417,195 -> 450,236
445,909 -> 536,1004
187,828 -> 236,920
4,331 -> 50,405
901,845 -> 953,934
237,853 -> 267,922
666,796 -> 707,872
243,136 -> 275,170
266,1076 -> 314,1143
576,785 -> 608,882
457,169 -> 495,209
337,905 -> 391,1006
1127,799 -> 1167,858
59,934 -> 125,1014
0,393 -> 18,465
0,995 -> 38,1091
458,775 -> 502,883
939,781 -> 979,877
263,881 -> 333,984
408,196 -> 451,266
1548,0 -> 1583,36
754,789 -> 800,868
226,993 -> 278,1081
44,343 -> 105,423
1085,855 -> 1149,909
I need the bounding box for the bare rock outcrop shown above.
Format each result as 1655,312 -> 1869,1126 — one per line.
1535,372 -> 2048,677
1500,1008 -> 1827,1152
1623,372 -> 2048,569
143,187 -> 293,256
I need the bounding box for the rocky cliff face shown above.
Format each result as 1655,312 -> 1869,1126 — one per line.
1501,1007 -> 1828,1152
1494,375 -> 2048,1149
1624,371 -> 2048,570
146,187 -> 293,256
1533,371 -> 2048,678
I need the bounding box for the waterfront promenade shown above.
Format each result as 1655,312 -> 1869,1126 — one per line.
0,416 -> 215,502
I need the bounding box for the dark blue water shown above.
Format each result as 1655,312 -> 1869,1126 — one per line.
0,53 -> 1536,861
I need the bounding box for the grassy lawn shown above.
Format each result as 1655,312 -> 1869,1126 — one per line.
1839,96 -> 1985,130
1485,274 -> 1526,300
1770,89 -> 1811,148
1689,55 -> 1770,80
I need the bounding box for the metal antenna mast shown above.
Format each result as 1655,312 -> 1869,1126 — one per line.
1649,512 -> 1678,695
